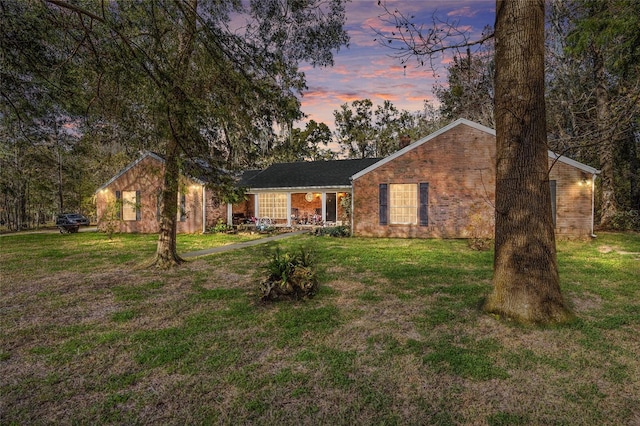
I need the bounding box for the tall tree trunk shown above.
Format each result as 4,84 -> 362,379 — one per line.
153,0 -> 198,267
594,48 -> 618,228
155,137 -> 183,267
484,0 -> 572,324
630,131 -> 640,211
57,145 -> 64,213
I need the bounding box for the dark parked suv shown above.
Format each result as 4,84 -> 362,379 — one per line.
56,213 -> 90,233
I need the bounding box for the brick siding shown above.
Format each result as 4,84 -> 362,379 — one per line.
95,155 -> 226,234
352,124 -> 594,238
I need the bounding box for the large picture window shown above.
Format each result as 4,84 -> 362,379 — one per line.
122,190 -> 140,221
258,193 -> 287,219
389,184 -> 417,224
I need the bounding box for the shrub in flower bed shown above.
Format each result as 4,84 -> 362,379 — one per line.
312,225 -> 351,237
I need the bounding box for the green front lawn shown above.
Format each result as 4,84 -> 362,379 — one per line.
1,231 -> 638,424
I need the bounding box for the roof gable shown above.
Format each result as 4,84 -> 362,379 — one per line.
95,152 -> 166,193
352,118 -> 600,180
95,151 -> 208,194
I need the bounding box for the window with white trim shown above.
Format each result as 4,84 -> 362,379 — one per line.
258,193 -> 287,219
389,184 -> 417,224
122,190 -> 139,221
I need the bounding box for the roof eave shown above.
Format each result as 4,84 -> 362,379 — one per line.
547,151 -> 601,175
351,118 -> 601,179
95,151 -> 206,194
245,185 -> 353,192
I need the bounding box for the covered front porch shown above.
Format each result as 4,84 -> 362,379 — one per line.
228,188 -> 351,228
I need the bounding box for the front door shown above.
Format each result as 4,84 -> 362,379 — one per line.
325,193 -> 337,222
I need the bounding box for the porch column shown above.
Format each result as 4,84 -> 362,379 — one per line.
226,202 -> 232,227
254,194 -> 259,219
287,192 -> 292,227
591,174 -> 597,237
350,189 -> 355,232
321,192 -> 326,224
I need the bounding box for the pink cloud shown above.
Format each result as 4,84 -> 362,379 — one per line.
294,0 -> 494,137
447,7 -> 479,18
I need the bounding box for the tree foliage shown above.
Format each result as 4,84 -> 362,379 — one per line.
334,99 -> 424,158
334,99 -> 375,158
265,120 -> 335,164
546,0 -> 640,228
434,43 -> 495,128
0,1 -> 91,229
1,0 -> 349,267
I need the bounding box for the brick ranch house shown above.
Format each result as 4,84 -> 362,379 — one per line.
95,119 -> 600,237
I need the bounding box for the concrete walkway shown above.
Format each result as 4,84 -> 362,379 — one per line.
181,230 -> 309,259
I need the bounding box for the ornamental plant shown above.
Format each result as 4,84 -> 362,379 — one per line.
260,247 -> 317,301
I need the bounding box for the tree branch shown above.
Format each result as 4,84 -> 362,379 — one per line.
373,0 -> 494,70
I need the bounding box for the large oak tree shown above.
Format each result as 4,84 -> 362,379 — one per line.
377,0 -> 572,323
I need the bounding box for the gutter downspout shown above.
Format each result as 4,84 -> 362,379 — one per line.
591,173 -> 597,238
350,179 -> 354,235
287,192 -> 292,227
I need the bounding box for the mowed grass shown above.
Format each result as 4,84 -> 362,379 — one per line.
1,231 -> 639,424
0,231 -> 263,275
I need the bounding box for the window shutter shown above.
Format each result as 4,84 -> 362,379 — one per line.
156,189 -> 162,221
135,190 -> 141,221
180,193 -> 186,222
549,180 -> 557,227
115,190 -> 121,219
379,184 -> 388,225
419,183 -> 429,226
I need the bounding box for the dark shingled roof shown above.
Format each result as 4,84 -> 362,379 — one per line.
238,158 -> 381,189
237,169 -> 262,186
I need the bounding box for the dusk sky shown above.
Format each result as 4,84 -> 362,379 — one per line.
297,0 -> 496,130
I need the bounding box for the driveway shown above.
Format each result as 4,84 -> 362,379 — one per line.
0,226 -> 98,236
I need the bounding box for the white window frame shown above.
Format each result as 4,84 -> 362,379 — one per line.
389,184 -> 417,225
258,193 -> 288,219
122,190 -> 138,221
